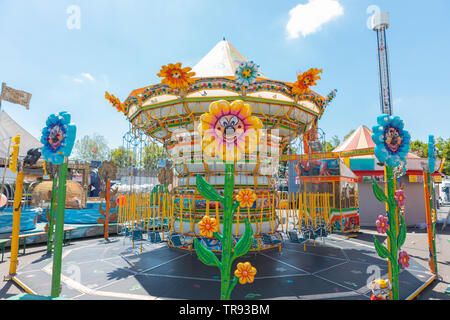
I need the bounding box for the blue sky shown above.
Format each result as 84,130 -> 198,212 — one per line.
1,0 -> 449,151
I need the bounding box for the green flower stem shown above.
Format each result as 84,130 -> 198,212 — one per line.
194,162 -> 254,300
51,161 -> 68,297
46,176 -> 57,252
224,276 -> 239,300
385,166 -> 400,300
220,163 -> 235,300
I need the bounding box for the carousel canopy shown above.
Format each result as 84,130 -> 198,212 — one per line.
113,40 -> 336,149
192,40 -> 268,79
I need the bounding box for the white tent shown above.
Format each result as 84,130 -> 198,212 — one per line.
0,110 -> 42,159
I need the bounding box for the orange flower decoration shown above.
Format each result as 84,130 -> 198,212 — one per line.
105,91 -> 125,113
198,215 -> 220,238
292,68 -> 322,96
234,262 -> 257,284
157,62 -> 196,90
236,189 -> 257,208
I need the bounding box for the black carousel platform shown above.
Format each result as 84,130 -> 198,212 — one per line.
13,234 -> 435,300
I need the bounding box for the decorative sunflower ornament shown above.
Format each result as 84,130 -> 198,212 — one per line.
157,62 -> 196,90
198,100 -> 263,162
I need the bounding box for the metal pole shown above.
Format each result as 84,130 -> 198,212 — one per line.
8,170 -> 24,276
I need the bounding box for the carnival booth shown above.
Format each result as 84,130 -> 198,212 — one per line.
288,155 -> 360,233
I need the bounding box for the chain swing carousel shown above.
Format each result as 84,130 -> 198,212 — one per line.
106,41 -> 338,253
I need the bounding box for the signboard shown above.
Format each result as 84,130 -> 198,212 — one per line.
434,175 -> 442,183
0,83 -> 32,109
409,175 -> 418,183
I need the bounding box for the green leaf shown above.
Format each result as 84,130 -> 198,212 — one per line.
194,238 -> 221,267
372,179 -> 388,203
373,235 -> 391,260
231,201 -> 240,214
397,215 -> 407,248
232,219 -> 253,261
196,174 -> 224,202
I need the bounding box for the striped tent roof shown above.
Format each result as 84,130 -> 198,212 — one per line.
333,125 -> 419,159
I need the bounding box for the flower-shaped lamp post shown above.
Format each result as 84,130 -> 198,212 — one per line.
424,135 -> 438,275
40,112 -> 76,297
371,114 -> 411,300
195,100 -> 262,300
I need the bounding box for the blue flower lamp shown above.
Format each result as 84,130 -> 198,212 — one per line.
370,113 -> 411,300
40,111 -> 77,164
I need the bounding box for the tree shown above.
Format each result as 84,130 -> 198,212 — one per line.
141,143 -> 168,174
323,135 -> 341,152
111,147 -> 134,168
410,140 -> 428,158
436,137 -> 450,175
73,133 -> 110,162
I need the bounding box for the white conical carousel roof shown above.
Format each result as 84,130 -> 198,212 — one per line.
192,40 -> 267,79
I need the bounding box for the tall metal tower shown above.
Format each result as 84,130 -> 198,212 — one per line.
371,12 -> 393,115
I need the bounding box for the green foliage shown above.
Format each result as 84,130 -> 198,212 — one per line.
141,143 -> 168,172
372,179 -> 388,202
73,133 -> 110,162
410,140 -> 428,158
373,235 -> 391,260
409,137 -> 450,175
196,174 -> 224,202
194,238 -> 221,267
110,147 -> 133,168
436,137 -> 450,175
232,220 -> 253,260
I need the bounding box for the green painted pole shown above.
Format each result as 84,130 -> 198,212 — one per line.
385,166 -> 400,300
47,176 -> 58,252
221,163 -> 234,300
51,160 -> 68,297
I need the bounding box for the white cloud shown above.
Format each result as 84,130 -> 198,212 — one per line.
81,73 -> 95,81
286,0 -> 344,39
73,78 -> 83,83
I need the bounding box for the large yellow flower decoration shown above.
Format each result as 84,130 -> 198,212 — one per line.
236,189 -> 257,208
291,68 -> 322,96
234,262 -> 257,284
157,62 -> 196,90
198,100 -> 263,162
198,215 -> 220,238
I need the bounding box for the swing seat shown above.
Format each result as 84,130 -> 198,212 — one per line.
170,234 -> 185,248
131,230 -> 144,241
261,233 -> 282,246
148,231 -> 162,243
288,231 -> 308,244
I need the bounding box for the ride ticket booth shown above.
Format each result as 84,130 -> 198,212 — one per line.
288,157 -> 360,233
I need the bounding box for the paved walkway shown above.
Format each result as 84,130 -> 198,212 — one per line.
1,205 -> 449,300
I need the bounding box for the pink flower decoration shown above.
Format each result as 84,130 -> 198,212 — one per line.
376,215 -> 389,234
398,251 -> 410,269
394,190 -> 406,207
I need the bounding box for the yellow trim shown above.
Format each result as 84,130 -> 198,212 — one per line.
406,274 -> 436,300
11,276 -> 36,295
